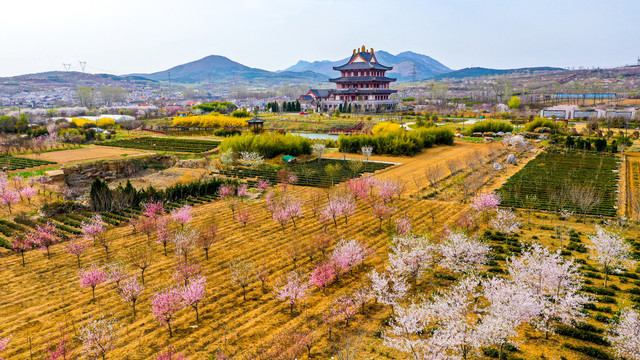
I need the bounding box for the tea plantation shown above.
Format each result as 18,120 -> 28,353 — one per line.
499,152 -> 620,216
103,137 -> 221,153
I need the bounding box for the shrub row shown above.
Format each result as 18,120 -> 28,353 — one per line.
220,133 -> 311,158
338,127 -> 454,156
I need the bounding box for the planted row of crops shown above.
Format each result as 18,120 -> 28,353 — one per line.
0,155 -> 55,171
499,152 -> 620,216
103,137 -> 221,153
218,158 -> 394,188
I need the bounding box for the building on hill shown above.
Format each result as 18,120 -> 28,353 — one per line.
300,46 -> 398,113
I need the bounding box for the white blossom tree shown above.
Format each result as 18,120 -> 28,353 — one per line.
508,243 -> 589,337
311,143 -> 327,163
587,226 -> 634,287
607,308 -> 640,360
477,277 -> 542,359
490,209 -> 521,236
438,232 -> 490,274
369,269 -> 409,314
387,235 -> 434,284
385,275 -> 483,360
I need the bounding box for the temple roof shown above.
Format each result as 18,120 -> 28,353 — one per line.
333,48 -> 393,71
307,89 -> 331,98
329,76 -> 396,83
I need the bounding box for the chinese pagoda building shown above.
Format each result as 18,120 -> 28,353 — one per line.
325,46 -> 397,112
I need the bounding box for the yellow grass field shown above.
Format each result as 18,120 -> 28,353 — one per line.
17,145 -> 153,166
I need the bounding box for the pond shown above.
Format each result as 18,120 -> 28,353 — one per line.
289,132 -> 340,140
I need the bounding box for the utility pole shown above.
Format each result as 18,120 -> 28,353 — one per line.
62,63 -> 72,71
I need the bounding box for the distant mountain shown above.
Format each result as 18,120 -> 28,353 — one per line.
129,55 -> 328,85
433,66 -> 564,80
0,71 -> 155,95
282,50 -> 452,81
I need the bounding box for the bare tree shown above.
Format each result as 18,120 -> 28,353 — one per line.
446,159 -> 462,176
425,165 -> 443,192
569,183 -> 602,221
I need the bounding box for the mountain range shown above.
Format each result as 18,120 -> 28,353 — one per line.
128,55 -> 328,85
281,50 -> 452,81
433,66 -> 564,80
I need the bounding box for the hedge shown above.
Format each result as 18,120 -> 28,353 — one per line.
220,133 -> 311,158
338,127 -> 454,156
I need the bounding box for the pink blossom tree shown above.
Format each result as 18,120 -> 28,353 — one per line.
197,225 -> 217,260
371,201 -> 392,230
607,308 -> 640,360
312,232 -> 333,259
388,235 -> 434,284
181,275 -> 206,322
351,286 -> 372,315
82,215 -> 106,247
438,232 -> 490,274
471,192 -> 501,220
235,207 -> 253,227
394,215 -> 412,236
151,287 -> 185,337
256,179 -> 270,192
237,184 -> 249,197
274,271 -> 310,313
173,262 -> 201,286
65,237 -> 90,268
127,244 -> 155,285
11,235 -> 32,266
377,179 -> 405,204
331,295 -> 358,327
321,193 -> 355,227
79,266 -> 107,300
0,190 -> 19,214
20,186 -> 37,205
310,262 -> 336,292
155,216 -> 173,256
346,177 -> 370,200
508,243 -> 589,337
44,326 -> 74,360
142,201 -> 165,218
118,276 -> 144,317
218,184 -> 236,200
330,239 -> 370,275
171,205 -> 192,229
79,317 -> 118,360
587,225 -> 634,287
230,260 -> 255,301
27,222 -> 60,259
285,198 -> 303,228
135,215 -> 156,243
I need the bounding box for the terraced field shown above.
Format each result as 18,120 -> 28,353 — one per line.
626,152 -> 640,220
0,155 -> 56,171
0,187 -> 465,359
499,151 -> 620,216
103,137 -> 221,153
218,158 -> 395,188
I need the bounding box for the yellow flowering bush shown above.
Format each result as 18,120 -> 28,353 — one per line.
172,113 -> 248,128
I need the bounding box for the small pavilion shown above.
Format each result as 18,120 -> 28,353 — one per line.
246,117 -> 265,131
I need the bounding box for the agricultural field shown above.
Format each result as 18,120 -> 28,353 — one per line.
0,154 -> 56,171
499,151 -> 620,217
103,137 -> 221,153
218,158 -> 394,188
17,146 -> 152,166
626,152 -> 640,221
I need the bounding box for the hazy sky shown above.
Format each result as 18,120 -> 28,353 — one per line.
1,0 -> 638,77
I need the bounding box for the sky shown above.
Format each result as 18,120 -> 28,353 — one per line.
0,0 -> 638,77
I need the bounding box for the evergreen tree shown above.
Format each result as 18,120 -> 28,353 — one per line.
348,103 -> 352,113
339,103 -> 343,113
89,178 -> 112,212
296,100 -> 301,112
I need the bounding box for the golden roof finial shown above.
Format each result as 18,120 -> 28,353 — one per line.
370,48 -> 374,54
353,49 -> 356,55
361,45 -> 366,53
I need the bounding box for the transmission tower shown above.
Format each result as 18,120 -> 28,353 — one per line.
62,63 -> 72,71
409,63 -> 417,83
79,61 -> 87,72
